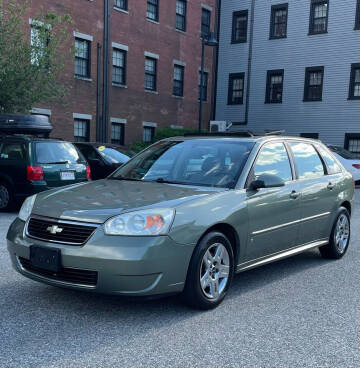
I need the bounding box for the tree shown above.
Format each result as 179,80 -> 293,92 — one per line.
0,0 -> 73,114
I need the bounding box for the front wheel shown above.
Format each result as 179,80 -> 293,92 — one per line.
319,207 -> 351,259
182,231 -> 234,310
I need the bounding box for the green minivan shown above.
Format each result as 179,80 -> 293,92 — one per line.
0,135 -> 90,210
7,134 -> 355,309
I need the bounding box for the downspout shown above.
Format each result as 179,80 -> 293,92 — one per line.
96,43 -> 102,141
102,0 -> 110,143
245,0 -> 255,124
211,0 -> 221,121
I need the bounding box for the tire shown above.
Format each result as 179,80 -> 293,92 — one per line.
182,231 -> 234,310
319,207 -> 351,259
0,182 -> 13,211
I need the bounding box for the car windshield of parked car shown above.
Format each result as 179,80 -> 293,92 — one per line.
35,142 -> 83,164
110,140 -> 254,188
329,146 -> 358,160
97,147 -> 130,164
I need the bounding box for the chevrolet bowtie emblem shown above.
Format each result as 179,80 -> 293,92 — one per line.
46,225 -> 64,234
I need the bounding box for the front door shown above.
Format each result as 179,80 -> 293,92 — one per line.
245,142 -> 302,261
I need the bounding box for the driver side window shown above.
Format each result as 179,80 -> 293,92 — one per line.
253,142 -> 292,182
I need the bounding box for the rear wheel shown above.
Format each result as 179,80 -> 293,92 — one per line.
182,231 -> 234,310
0,182 -> 13,211
319,207 -> 351,259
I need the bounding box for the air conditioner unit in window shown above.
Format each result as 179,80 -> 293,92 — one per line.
210,121 -> 229,132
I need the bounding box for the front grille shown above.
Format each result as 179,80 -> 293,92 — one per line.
19,257 -> 98,286
27,217 -> 98,245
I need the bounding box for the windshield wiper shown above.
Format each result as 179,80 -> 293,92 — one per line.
110,176 -> 143,182
42,161 -> 70,165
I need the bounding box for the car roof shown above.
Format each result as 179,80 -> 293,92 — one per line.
0,135 -> 66,143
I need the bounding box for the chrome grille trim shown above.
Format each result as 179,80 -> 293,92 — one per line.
25,215 -> 99,246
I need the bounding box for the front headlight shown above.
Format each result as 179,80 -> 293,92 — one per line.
18,195 -> 37,222
104,208 -> 175,236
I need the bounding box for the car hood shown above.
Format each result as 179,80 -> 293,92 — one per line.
32,179 -> 225,223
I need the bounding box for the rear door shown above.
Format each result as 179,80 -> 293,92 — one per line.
245,141 -> 302,261
33,141 -> 88,188
0,140 -> 28,191
288,141 -> 337,244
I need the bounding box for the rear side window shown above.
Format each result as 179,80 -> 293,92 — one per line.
253,142 -> 292,182
289,142 -> 325,179
0,143 -> 26,161
316,145 -> 342,174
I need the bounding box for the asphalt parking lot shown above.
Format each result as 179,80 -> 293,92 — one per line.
0,190 -> 359,368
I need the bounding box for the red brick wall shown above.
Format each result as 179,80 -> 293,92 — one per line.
24,0 -> 216,146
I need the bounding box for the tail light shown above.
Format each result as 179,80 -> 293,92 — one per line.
86,165 -> 91,180
27,166 -> 44,181
352,164 -> 360,170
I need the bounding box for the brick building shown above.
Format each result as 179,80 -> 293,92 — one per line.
26,0 -> 217,146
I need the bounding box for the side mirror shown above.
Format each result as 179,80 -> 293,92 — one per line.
250,173 -> 285,190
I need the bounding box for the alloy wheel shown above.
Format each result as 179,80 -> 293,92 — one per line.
200,243 -> 230,300
335,214 -> 350,253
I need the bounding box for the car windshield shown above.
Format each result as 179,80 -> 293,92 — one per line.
110,140 -> 254,188
329,146 -> 358,160
97,147 -> 130,164
35,142 -> 83,164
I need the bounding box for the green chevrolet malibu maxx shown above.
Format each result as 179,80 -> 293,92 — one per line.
7,134 -> 355,309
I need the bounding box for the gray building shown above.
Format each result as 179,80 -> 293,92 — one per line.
215,0 -> 360,156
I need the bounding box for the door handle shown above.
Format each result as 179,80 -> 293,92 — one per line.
290,190 -> 300,199
327,182 -> 335,190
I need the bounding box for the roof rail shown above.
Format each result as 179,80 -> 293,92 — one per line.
184,130 -> 285,138
264,130 -> 285,136
184,131 -> 255,138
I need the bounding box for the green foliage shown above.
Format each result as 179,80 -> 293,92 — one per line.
129,126 -> 202,153
0,0 -> 74,113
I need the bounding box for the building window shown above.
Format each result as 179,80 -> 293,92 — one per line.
228,73 -> 245,105
345,134 -> 360,158
114,0 -> 127,11
201,8 -> 211,38
111,122 -> 125,145
309,0 -> 329,35
147,0 -> 159,22
176,0 -> 187,31
75,38 -> 91,78
198,71 -> 209,101
303,66 -> 324,101
356,0 -> 360,29
266,69 -> 284,103
173,65 -> 184,97
143,126 -> 155,142
270,4 -> 288,39
112,48 -> 126,85
349,63 -> 360,100
145,57 -> 157,91
232,10 -> 248,43
74,119 -> 89,142
30,24 -> 48,66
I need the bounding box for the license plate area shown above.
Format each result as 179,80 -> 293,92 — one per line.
60,171 -> 75,181
30,246 -> 61,272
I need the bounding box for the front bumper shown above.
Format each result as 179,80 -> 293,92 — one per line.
7,217 -> 194,296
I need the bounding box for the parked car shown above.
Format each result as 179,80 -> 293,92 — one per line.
0,135 -> 90,210
74,142 -> 130,180
327,145 -> 360,184
7,134 -> 354,309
